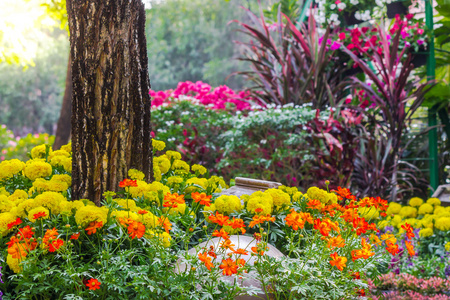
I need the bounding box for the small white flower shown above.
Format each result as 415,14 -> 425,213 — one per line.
260,139 -> 267,144
330,4 -> 336,9
330,13 -> 339,21
350,0 -> 359,5
337,2 -> 346,10
355,11 -> 361,20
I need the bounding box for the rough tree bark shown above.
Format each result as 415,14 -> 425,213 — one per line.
53,52 -> 72,150
67,0 -> 152,205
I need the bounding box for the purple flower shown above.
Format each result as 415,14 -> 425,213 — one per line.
417,39 -> 424,45
445,265 -> 450,277
330,41 -> 341,51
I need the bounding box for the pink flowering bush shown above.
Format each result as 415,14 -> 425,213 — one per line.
150,81 -> 258,111
369,272 -> 450,298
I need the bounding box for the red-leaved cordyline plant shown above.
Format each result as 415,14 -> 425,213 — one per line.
232,6 -> 348,109
342,22 -> 434,201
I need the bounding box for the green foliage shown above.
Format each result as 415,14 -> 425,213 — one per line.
145,0 -> 250,91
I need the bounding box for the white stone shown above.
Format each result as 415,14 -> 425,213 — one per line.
175,235 -> 285,299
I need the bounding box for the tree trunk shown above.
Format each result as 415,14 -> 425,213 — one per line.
53,52 -> 72,150
67,0 -> 153,205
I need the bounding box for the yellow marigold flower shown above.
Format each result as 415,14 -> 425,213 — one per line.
437,211 -> 450,218
0,187 -> 10,196
7,254 -> 21,273
185,177 -> 208,194
399,206 -> 417,218
418,203 -> 434,215
278,185 -> 298,196
167,176 -> 183,186
427,197 -> 441,206
59,200 -> 74,216
34,192 -> 66,215
171,159 -> 190,174
152,139 -> 166,152
27,206 -> 49,222
408,197 -> 423,207
8,190 -> 28,203
391,214 -> 403,226
153,156 -> 171,174
128,180 -> 149,198
0,212 -> 17,236
419,228 -> 433,238
214,195 -> 242,215
51,174 -> 72,187
0,196 -> 14,213
445,242 -> 450,252
16,199 -> 39,218
306,187 -> 329,204
48,150 -> 70,161
0,159 -> 25,180
146,182 -> 170,197
206,176 -> 228,193
153,166 -> 162,182
377,220 -> 389,230
60,142 -> 72,154
358,206 -> 379,220
71,200 -> 87,211
386,202 -> 402,215
434,206 -> 445,215
165,150 -> 182,161
246,194 -> 273,216
74,205 -> 108,227
146,230 -> 171,247
24,159 -> 52,181
30,144 -> 52,159
32,178 -> 51,193
265,188 -> 291,210
165,202 -> 187,215
191,164 -> 207,175
111,210 -> 139,222
140,211 -> 158,228
47,180 -> 69,193
128,169 -> 145,181
292,191 -> 304,203
435,217 -> 450,231
114,199 -> 138,211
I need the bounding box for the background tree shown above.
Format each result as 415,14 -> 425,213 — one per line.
67,0 -> 152,204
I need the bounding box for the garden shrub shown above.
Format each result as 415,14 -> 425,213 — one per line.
0,141 -> 397,299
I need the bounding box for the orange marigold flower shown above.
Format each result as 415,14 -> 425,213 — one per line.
254,208 -> 263,214
6,236 -> 21,248
85,278 -> 101,290
220,239 -> 236,252
236,258 -> 246,267
212,228 -> 230,240
119,178 -> 138,188
386,241 -> 399,256
285,210 -> 305,231
33,211 -> 47,220
43,227 -> 59,244
249,215 -> 275,228
198,252 -> 214,271
7,218 -> 22,230
128,221 -> 146,239
49,239 -> 64,252
158,216 -> 172,233
233,248 -> 249,255
351,272 -> 361,280
70,233 -> 80,240
299,212 -> 313,224
219,258 -> 238,276
191,192 -> 212,207
401,223 -> 415,240
208,212 -> 230,226
18,225 -> 35,239
341,208 -> 358,223
307,199 -> 323,210
229,217 -> 246,231
332,187 -> 356,201
327,235 -> 345,250
313,219 -> 331,237
7,242 -> 28,259
405,240 -> 415,256
329,252 -> 347,271
357,289 -> 366,296
164,192 -> 185,204
251,243 -> 265,256
85,221 -> 103,235
370,234 -> 382,247
208,245 -> 217,258
137,210 -> 148,215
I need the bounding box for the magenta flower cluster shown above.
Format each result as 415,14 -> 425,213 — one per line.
369,272 -> 450,297
149,81 -> 255,111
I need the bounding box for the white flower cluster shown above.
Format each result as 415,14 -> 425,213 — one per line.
355,10 -> 371,21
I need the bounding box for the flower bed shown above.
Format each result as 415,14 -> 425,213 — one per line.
0,141 -> 409,299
